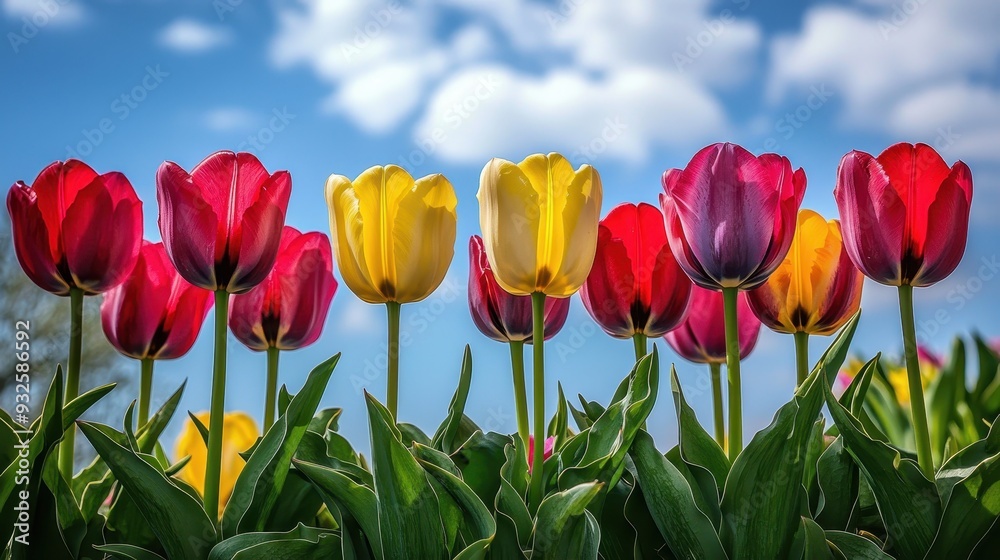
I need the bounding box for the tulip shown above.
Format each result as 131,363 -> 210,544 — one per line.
835,142 -> 973,477
886,347 -> 941,407
579,202 -> 692,361
468,235 -> 570,449
747,210 -> 864,384
157,150 -> 291,519
7,159 -> 143,480
662,143 -> 804,459
478,152 -> 602,506
326,164 -> 457,419
175,411 -> 259,518
229,226 -> 337,431
665,285 -> 760,447
526,435 -> 556,473
101,241 -> 213,426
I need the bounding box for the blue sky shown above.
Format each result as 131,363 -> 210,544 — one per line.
3,0 -> 999,455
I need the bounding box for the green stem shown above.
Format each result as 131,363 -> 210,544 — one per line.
509,341 -> 530,453
722,287 -> 743,460
898,284 -> 934,478
794,331 -> 810,387
58,287 -> 84,480
204,290 -> 229,520
710,363 -> 725,449
632,333 -> 648,363
386,301 -> 401,419
528,292 -> 547,506
138,358 -> 154,428
264,347 -> 280,432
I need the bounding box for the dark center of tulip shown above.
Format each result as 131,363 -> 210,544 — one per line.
791,306 -> 810,331
380,279 -> 396,300
261,313 -> 281,346
536,267 -> 552,289
630,299 -> 650,333
900,249 -> 923,285
148,322 -> 171,359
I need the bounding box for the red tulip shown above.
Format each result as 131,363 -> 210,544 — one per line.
527,435 -> 555,472
664,285 -> 760,364
229,226 -> 337,351
156,151 -> 291,293
580,203 -> 692,338
661,143 -> 806,290
101,241 -> 213,360
834,142 -> 972,287
468,235 -> 569,343
7,160 -> 142,295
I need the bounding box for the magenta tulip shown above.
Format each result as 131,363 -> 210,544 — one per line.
664,285 -> 760,364
229,226 -> 337,352
101,241 -> 213,361
468,235 -> 569,344
156,150 -> 291,294
661,142 -> 806,290
834,142 -> 972,288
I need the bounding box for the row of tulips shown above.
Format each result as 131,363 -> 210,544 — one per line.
7,140 -> 972,525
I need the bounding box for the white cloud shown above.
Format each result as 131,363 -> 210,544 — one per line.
158,19 -> 232,53
204,107 -> 256,132
270,0 -> 760,163
3,0 -> 84,25
768,0 -> 1000,162
413,65 -> 727,164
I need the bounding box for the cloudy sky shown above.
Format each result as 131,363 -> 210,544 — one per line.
3,0 -> 998,453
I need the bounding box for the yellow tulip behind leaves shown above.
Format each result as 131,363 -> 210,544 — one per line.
175,411 -> 259,517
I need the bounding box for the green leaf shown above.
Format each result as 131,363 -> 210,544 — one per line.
307,408 -> 342,435
823,377 -> 941,560
62,382 -> 116,433
568,401 -> 593,432
40,452 -> 86,557
558,347 -> 659,495
494,443 -> 532,555
293,459 -> 382,558
207,523 -> 341,560
278,385 -> 292,418
801,517 -> 834,560
398,422 -> 432,448
366,392 -> 449,559
418,457 -> 496,558
530,482 -> 603,559
814,436 -> 858,531
221,354 -> 340,536
929,339 -> 964,465
824,531 -> 894,559
547,383 -> 569,452
187,411 -> 210,446
92,543 -> 167,560
927,422 -> 1000,558
432,345 -> 473,454
77,421 -> 217,559
630,430 -> 726,560
452,431 -> 510,510
670,369 -> 730,504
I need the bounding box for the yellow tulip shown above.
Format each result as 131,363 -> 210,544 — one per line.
175,411 -> 259,516
477,153 -> 602,297
325,165 -> 458,304
747,209 -> 864,336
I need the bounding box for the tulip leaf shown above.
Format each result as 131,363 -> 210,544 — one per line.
814,436 -> 858,531
558,347 -> 659,494
62,382 -> 117,433
293,459 -> 383,558
546,383 -> 569,451
719,342 -> 830,559
629,430 -> 727,560
800,517 -> 834,560
418,456 -> 496,557
530,481 -> 603,559
495,442 -> 532,554
824,531 -> 894,559
451,430 -> 510,510
187,410 -> 210,446
207,523 -> 341,560
39,451 -> 87,557
366,391 -> 450,559
307,407 -> 342,435
92,543 -> 168,560
671,369 -> 730,500
432,345 -> 473,454
278,385 -> 292,418
399,422 -> 432,447
926,421 -> 1000,558
222,353 -> 340,537
823,377 -> 941,560
78,420 -> 217,559
568,401 -> 593,432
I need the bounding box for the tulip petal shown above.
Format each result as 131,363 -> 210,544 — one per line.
580,224 -> 636,338
478,158 -> 543,295
7,183 -> 69,294
190,151 -> 270,255
229,170 -> 291,293
33,160 -> 99,256
390,173 -> 457,303
276,231 -> 336,349
910,162 -> 972,287
157,161 -> 221,290
325,173 -> 385,303
835,150 -> 906,285
62,179 -> 116,293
